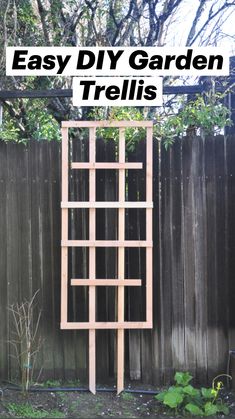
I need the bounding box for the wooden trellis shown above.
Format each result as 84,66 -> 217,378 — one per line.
60,120 -> 153,394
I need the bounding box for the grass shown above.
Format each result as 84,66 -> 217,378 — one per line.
6,403 -> 65,418
42,380 -> 61,388
40,379 -> 81,388
58,392 -> 70,403
121,392 -> 135,401
69,400 -> 80,413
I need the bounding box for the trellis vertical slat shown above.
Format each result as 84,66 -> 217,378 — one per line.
89,127 -> 96,394
61,128 -> 68,324
146,127 -> 153,325
117,128 -> 125,394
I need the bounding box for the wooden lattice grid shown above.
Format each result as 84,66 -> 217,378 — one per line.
60,121 -> 153,394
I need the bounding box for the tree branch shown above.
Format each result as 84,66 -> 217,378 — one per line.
186,0 -> 207,46
189,1 -> 235,46
36,0 -> 51,45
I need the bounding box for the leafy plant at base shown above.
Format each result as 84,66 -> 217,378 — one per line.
155,371 -> 230,416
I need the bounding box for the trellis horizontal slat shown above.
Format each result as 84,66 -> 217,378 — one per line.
62,121 -> 153,128
61,321 -> 153,329
71,279 -> 142,286
71,162 -> 143,169
61,240 -> 152,247
61,201 -> 153,208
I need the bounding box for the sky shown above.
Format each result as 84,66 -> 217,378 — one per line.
164,0 -> 235,54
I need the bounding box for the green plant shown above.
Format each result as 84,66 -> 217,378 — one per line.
89,92 -> 232,151
43,379 -> 62,388
155,94 -> 232,148
0,121 -> 21,142
155,372 -> 230,416
46,410 -> 66,418
64,378 -> 81,387
121,392 -> 135,401
6,403 -> 65,418
89,106 -> 146,152
0,98 -> 60,144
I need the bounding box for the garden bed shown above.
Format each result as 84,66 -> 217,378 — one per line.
0,385 -> 235,418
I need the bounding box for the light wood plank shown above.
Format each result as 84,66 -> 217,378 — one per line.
117,127 -> 125,394
89,126 -> 96,394
71,162 -> 143,169
61,128 -> 69,325
89,330 -> 96,394
146,127 -> 153,325
71,279 -> 142,286
61,201 -> 153,209
61,321 -> 153,330
62,121 -> 153,128
117,329 -> 124,394
61,240 -> 153,247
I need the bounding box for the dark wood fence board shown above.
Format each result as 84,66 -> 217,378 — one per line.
214,135 -> 229,374
181,137 -> 197,378
6,144 -> 22,381
48,141 -> 64,379
159,142 -> 174,384
0,143 -> 8,378
38,142 -> 56,378
204,136 -> 218,381
169,139 -> 185,374
28,142 -> 45,378
0,134 -> 234,385
150,139 -> 160,385
192,137 -> 207,383
126,142 -> 144,380
226,136 -> 235,352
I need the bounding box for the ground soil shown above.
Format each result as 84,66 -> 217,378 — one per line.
0,384 -> 235,418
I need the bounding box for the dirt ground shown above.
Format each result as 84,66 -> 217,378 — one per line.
0,384 -> 235,418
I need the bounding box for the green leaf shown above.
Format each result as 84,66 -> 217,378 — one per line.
204,401 -> 218,416
185,403 -> 204,416
168,385 -> 183,393
183,385 -> 200,397
163,390 -> 184,408
201,387 -> 214,399
155,391 -> 166,402
174,371 -> 193,387
215,403 -> 229,415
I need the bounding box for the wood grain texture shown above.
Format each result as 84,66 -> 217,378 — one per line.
61,128 -> 69,324
62,121 -> 153,128
88,127 -> 96,394
146,127 -> 153,325
117,128 -> 125,394
61,201 -> 153,208
71,279 -> 142,286
61,240 -> 153,247
61,322 -> 153,329
71,162 -> 143,169
1,134 -> 234,385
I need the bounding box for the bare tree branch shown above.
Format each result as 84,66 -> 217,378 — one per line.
186,0 -> 207,46
189,1 -> 235,46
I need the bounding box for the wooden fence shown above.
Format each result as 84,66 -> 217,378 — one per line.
0,134 -> 235,386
